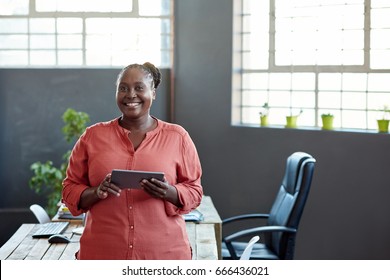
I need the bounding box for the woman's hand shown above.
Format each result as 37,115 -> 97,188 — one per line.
140,178 -> 182,207
96,174 -> 121,199
79,174 -> 121,210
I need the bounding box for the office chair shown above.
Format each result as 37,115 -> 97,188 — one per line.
222,151 -> 316,260
240,236 -> 260,260
30,204 -> 51,224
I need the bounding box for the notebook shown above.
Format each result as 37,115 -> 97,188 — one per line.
183,209 -> 204,223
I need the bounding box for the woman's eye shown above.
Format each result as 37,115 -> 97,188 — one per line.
119,85 -> 128,92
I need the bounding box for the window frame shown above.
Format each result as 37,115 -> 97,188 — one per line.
0,0 -> 173,68
232,0 -> 390,132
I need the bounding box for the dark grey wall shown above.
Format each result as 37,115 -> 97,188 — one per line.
1,0 -> 390,260
174,0 -> 390,259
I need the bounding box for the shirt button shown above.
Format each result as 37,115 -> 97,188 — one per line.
130,225 -> 134,229
129,206 -> 133,210
129,244 -> 133,248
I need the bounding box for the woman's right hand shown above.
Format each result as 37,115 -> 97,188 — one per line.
79,174 -> 122,210
96,174 -> 121,199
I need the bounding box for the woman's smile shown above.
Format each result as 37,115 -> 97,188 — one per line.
124,101 -> 142,108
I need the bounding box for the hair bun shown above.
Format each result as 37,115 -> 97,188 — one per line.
143,62 -> 162,89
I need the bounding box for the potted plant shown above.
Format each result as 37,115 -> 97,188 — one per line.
377,105 -> 390,133
259,102 -> 270,126
321,113 -> 334,130
29,108 -> 90,217
285,109 -> 303,128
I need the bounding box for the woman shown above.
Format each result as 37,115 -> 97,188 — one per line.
62,62 -> 203,260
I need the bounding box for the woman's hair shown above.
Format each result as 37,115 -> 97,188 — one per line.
116,62 -> 162,89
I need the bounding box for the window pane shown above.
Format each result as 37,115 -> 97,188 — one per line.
342,110 -> 366,129
269,91 -> 291,107
292,73 -> 315,90
368,74 -> 390,91
342,73 -> 367,91
0,50 -> 27,65
371,50 -> 390,69
371,8 -> 390,28
57,18 -> 83,33
139,0 -> 170,16
0,0 -> 28,15
371,30 -> 390,49
243,73 -> 269,89
86,51 -> 111,65
0,19 -> 27,33
368,92 -> 390,110
30,35 -> 56,49
291,91 -> 315,108
242,91 -> 264,107
319,73 -> 342,90
318,91 -> 341,109
58,35 -> 82,49
30,51 -> 56,65
269,73 -> 291,90
0,35 -> 28,49
342,92 -> 366,109
36,0 -> 133,12
58,51 -> 83,65
30,19 -> 56,33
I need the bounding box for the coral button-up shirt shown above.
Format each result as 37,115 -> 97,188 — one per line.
62,117 -> 203,260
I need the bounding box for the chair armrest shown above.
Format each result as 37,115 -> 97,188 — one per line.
222,213 -> 269,225
223,226 -> 297,260
223,225 -> 297,243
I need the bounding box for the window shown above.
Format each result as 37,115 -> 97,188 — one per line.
0,0 -> 172,67
233,0 -> 390,131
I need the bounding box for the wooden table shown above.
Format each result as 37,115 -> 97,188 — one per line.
0,196 -> 222,260
195,196 -> 222,259
0,222 -> 217,260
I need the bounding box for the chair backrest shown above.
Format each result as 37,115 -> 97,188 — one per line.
240,235 -> 260,260
264,151 -> 316,259
30,204 -> 51,224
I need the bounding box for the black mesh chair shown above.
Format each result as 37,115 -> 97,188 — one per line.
222,151 -> 316,260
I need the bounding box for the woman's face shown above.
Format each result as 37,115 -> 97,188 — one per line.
116,68 -> 156,121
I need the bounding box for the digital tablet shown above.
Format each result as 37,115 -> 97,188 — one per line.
110,169 -> 165,189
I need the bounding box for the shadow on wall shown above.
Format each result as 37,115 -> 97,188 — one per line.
0,209 -> 38,247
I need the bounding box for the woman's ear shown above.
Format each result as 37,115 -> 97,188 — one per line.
152,89 -> 156,100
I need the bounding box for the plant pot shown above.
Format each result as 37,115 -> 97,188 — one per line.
377,119 -> 389,133
285,116 -> 298,128
321,115 -> 334,130
260,115 -> 268,127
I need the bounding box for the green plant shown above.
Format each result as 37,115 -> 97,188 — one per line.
259,102 -> 270,117
288,108 -> 303,117
321,113 -> 333,117
378,105 -> 390,120
29,108 -> 90,217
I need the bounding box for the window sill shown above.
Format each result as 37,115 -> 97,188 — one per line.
232,123 -> 390,135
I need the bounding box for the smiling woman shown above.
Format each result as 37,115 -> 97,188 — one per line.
61,62 -> 203,260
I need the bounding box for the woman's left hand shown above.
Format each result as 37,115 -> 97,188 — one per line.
140,178 -> 181,207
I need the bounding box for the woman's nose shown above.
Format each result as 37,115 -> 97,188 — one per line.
126,89 -> 137,98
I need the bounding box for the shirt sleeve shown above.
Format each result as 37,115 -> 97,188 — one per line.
164,131 -> 203,216
62,129 -> 90,216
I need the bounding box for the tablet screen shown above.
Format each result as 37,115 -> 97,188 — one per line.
110,169 -> 165,189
